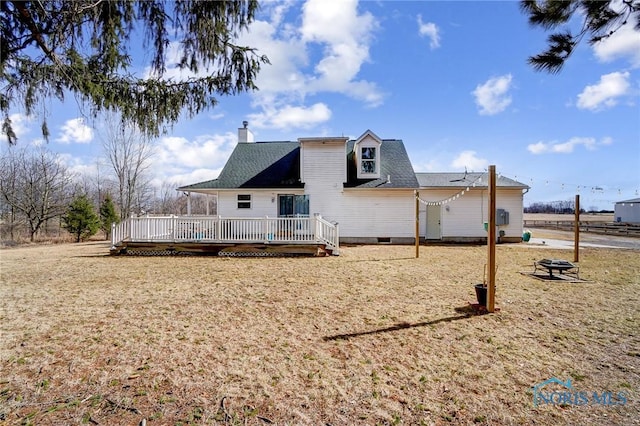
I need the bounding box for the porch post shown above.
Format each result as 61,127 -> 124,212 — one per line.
314,214 -> 321,240
263,215 -> 268,242
172,215 -> 177,241
186,192 -> 191,216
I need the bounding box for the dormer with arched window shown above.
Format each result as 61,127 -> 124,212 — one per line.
354,129 -> 382,179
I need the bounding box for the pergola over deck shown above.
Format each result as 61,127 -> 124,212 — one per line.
110,215 -> 339,256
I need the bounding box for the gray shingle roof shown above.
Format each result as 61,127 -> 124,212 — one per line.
416,172 -> 529,189
179,138 -> 420,190
179,142 -> 302,190
616,198 -> 640,204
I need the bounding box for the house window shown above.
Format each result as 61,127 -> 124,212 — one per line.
237,194 -> 251,209
278,195 -> 309,217
361,147 -> 376,174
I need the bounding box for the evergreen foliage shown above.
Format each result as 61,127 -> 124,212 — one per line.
521,0 -> 640,73
1,1 -> 268,144
62,195 -> 101,242
99,194 -> 120,240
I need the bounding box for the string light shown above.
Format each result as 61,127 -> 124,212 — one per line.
416,171 -> 639,207
495,170 -> 639,205
416,172 -> 488,206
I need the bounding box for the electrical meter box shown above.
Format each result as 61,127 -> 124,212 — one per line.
496,208 -> 509,225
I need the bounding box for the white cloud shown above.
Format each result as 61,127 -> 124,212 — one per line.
155,133 -> 237,175
239,19 -> 309,97
56,118 -> 94,144
450,151 -> 488,171
300,0 -> 381,105
526,142 -> 548,155
248,103 -> 331,129
57,153 -> 95,178
593,16 -> 640,68
576,71 -> 631,110
163,168 -> 224,188
417,15 -> 440,49
144,0 -> 383,131
527,136 -> 613,154
238,0 -> 382,128
472,74 -> 513,115
412,158 -> 443,172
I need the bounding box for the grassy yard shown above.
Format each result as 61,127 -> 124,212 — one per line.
1,242 -> 638,425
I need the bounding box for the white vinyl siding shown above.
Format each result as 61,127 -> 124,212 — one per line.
300,141 -> 346,185
333,189 -> 415,238
418,188 -> 525,239
301,141 -> 346,219
218,192 -> 274,217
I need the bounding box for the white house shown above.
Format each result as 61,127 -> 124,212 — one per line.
614,198 -> 640,224
416,172 -> 529,243
178,125 -> 529,244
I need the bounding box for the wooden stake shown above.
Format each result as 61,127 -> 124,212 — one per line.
415,190 -> 420,258
574,194 -> 580,263
487,166 -> 496,313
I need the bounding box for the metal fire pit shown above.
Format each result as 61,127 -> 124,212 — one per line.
533,259 -> 580,279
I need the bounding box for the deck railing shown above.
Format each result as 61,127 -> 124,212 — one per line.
111,215 -> 339,254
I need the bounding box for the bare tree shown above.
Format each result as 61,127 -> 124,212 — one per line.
0,147 -> 74,241
151,180 -> 183,215
100,114 -> 154,219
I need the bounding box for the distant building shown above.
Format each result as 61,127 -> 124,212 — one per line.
614,198 -> 640,224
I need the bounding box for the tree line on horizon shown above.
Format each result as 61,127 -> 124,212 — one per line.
525,200 -> 613,215
0,136 -> 215,244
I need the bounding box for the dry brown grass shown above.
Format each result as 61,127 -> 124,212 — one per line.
524,213 -> 614,222
1,242 -> 639,425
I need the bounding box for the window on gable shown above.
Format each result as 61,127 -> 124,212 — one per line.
237,194 -> 251,209
361,147 -> 376,174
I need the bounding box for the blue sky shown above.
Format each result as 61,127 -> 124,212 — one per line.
3,0 -> 639,210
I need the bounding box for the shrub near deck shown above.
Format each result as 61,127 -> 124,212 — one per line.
1,242 -> 639,425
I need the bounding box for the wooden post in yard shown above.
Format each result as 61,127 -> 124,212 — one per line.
574,194 -> 580,263
487,165 -> 496,313
415,190 -> 420,258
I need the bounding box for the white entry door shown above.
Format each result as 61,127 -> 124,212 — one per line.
426,205 -> 441,239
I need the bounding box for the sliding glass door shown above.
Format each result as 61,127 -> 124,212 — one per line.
278,195 -> 309,217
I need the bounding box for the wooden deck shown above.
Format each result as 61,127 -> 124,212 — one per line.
110,215 -> 339,256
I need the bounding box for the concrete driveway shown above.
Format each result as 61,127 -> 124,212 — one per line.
520,228 -> 640,250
